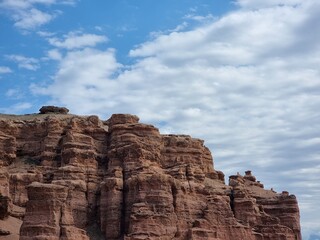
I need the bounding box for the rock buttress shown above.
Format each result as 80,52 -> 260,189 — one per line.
229,171 -> 302,240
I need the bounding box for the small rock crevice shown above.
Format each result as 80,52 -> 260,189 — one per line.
229,188 -> 235,215
0,195 -> 9,219
120,170 -> 126,237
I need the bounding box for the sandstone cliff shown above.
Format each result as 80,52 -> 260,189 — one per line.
0,107 -> 301,240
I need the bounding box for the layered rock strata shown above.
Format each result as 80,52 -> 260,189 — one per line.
229,171 -> 301,240
0,109 -> 301,240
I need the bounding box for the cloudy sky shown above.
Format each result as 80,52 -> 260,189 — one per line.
0,0 -> 319,238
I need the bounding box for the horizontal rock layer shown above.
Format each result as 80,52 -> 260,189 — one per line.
0,111 -> 301,240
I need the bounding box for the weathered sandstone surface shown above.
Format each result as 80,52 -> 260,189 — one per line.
0,108 -> 301,240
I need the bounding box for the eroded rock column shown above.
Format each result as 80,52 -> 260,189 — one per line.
20,182 -> 68,240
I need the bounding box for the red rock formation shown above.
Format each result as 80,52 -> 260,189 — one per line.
0,109 -> 301,240
229,171 -> 301,240
20,182 -> 89,240
39,106 -> 69,114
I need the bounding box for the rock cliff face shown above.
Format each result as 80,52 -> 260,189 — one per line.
0,108 -> 301,240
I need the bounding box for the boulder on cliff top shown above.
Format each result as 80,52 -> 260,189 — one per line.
107,113 -> 140,126
39,106 -> 69,114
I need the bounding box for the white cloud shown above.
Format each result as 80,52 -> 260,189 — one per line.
48,32 -> 108,49
0,0 -> 31,10
31,47 -> 122,114
0,102 -> 32,114
0,0 -> 77,30
298,138 -> 320,148
236,0 -> 303,9
30,0 -> 57,4
37,30 -> 55,37
0,66 -> 12,74
169,22 -> 189,32
184,13 -> 215,23
47,49 -> 62,60
5,88 -> 23,99
13,8 -> 55,29
13,102 -> 33,111
94,26 -> 103,32
30,1 -> 320,239
7,55 -> 39,70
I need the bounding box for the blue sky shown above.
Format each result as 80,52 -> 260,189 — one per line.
0,0 -> 320,239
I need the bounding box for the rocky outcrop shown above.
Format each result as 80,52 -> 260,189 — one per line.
0,109 -> 301,240
229,171 -> 301,240
20,182 -> 89,240
0,133 -> 16,167
39,106 -> 69,114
